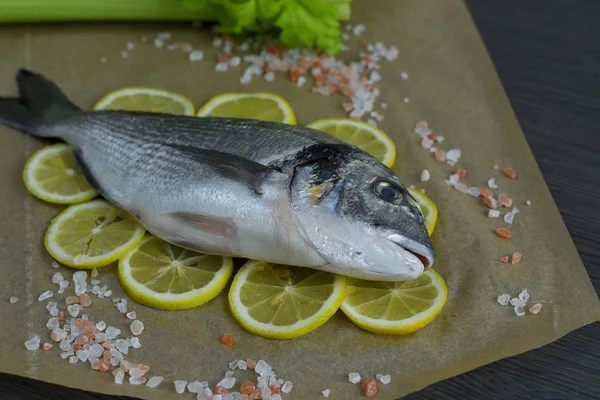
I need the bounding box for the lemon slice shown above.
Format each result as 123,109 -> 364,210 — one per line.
306,118 -> 396,168
340,269 -> 447,335
44,199 -> 146,269
408,188 -> 438,236
228,261 -> 346,339
23,143 -> 98,204
196,92 -> 296,125
93,87 -> 195,116
117,235 -> 234,310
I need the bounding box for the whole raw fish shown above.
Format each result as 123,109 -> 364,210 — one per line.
0,69 -> 434,281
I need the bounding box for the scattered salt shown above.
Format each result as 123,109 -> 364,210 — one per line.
352,24 -> 366,36
187,380 -> 206,394
129,367 -> 144,379
526,200 -> 532,206
46,302 -> 57,312
38,290 -> 53,301
130,320 -> 144,336
488,209 -> 501,218
46,317 -> 59,330
129,376 -> 147,385
9,296 -> 18,304
130,337 -> 142,349
96,321 -> 106,331
105,326 -> 121,340
116,299 -> 128,314
255,360 -> 272,376
445,174 -> 460,186
322,389 -> 331,397
282,381 -> 293,393
529,303 -> 543,314
467,186 -> 480,197
69,356 -> 78,364
126,41 -> 135,50
51,328 -> 67,342
121,51 -> 128,59
126,311 -> 137,320
146,376 -> 164,389
189,50 -> 204,62
76,349 -> 90,362
174,380 -> 187,393
519,289 -> 530,302
25,335 -> 40,350
237,359 -> 247,370
376,374 -> 391,384
52,261 -> 60,268
488,178 -> 498,189
504,211 -> 515,224
58,281 -> 68,294
514,306 -> 525,317
420,169 -> 430,182
400,72 -> 409,80
114,369 -> 125,384
348,372 -> 361,384
51,272 -> 64,284
217,376 -> 236,389
497,294 -> 511,306
510,298 -> 526,307
403,97 -> 410,103
445,149 -> 462,166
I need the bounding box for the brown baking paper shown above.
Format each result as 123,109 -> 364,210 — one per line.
1,1 -> 599,399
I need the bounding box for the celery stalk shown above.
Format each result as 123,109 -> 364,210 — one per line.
0,0 -> 216,23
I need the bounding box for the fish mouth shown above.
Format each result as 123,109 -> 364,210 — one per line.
386,234 -> 435,271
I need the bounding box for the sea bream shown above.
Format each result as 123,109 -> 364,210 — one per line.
0,69 -> 434,281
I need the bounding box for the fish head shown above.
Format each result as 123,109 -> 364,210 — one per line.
290,145 -> 434,281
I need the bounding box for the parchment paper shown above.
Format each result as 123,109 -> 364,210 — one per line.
1,1 -> 599,399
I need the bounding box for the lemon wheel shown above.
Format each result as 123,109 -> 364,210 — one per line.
93,87 -> 195,116
197,92 -> 296,125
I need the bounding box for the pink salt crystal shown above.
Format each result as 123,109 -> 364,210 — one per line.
130,320 -> 144,336
79,293 -> 92,307
529,303 -> 543,315
66,296 -> 80,305
415,120 -> 428,131
420,137 -> 433,149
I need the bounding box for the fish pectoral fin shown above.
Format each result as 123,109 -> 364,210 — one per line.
167,144 -> 278,195
169,211 -> 235,238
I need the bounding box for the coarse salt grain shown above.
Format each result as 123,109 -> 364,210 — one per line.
526,200 -> 532,206
403,97 -> 410,103
496,228 -> 511,239
400,72 -> 408,79
52,261 -> 60,268
146,376 -> 164,389
514,306 -> 525,317
38,290 -> 53,301
454,182 -> 468,194
488,178 -> 498,189
129,376 -> 147,385
511,252 -> 522,264
25,335 -> 40,350
46,317 -> 59,330
519,289 -> 530,302
445,173 -> 460,186
322,389 -> 331,397
376,374 -> 391,384
468,186 -> 480,197
105,326 -> 121,339
445,149 -> 461,166
420,169 -> 430,182
510,298 -> 526,307
282,381 -> 293,393
126,311 -> 137,320
51,272 -> 64,284
497,294 -> 511,306
114,369 -> 125,384
174,380 -> 187,393
187,381 -> 205,394
9,296 -> 18,304
529,303 -> 543,314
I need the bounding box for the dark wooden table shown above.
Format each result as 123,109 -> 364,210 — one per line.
2,0 -> 599,399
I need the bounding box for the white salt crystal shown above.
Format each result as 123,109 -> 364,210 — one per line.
120,51 -> 129,58
255,360 -> 272,376
130,320 -> 144,335
381,102 -> 388,109
189,50 -> 204,62
157,31 -> 171,40
46,317 -> 59,330
212,37 -> 223,47
38,290 -> 53,301
52,261 -> 60,268
237,359 -> 247,370
488,209 -> 501,218
96,321 -> 106,331
146,376 -> 164,389
114,369 -> 125,384
81,314 -> 88,320
353,24 -> 366,36
436,135 -> 445,142
50,308 -> 59,317
504,211 -> 515,224
130,337 -> 141,348
103,290 -> 112,298
526,200 -> 532,206
217,376 -> 236,389
174,380 -> 187,393
116,299 -> 128,314
348,372 -> 361,383
76,350 -> 90,362
229,56 -> 241,67
25,335 -> 40,350
215,63 -> 229,72
445,149 -> 462,166
116,340 -> 129,354
45,302 -> 57,312
282,381 -> 293,393
370,71 -> 381,83
467,186 -> 480,197
106,326 -> 121,339
67,304 -> 82,317
519,289 -> 530,302
264,71 -> 275,81
59,339 -> 72,352
514,306 -> 525,316
61,352 -> 68,359
497,294 -> 511,306
51,272 -> 64,284
213,395 -> 223,400
377,374 -> 391,384
400,72 -> 409,80
420,169 -> 431,182
95,332 -> 108,342
10,296 -> 19,304
110,348 -> 124,361
322,389 -> 331,397
126,311 -> 137,320
510,298 -> 526,307
58,281 -> 68,294
69,356 -> 78,364
488,178 -> 498,189
229,359 -> 239,370
403,97 -> 410,103
129,368 -> 144,379
70,326 -> 80,337
445,174 -> 460,186
126,41 -> 135,50
110,357 -> 120,367
129,376 -> 147,385
90,280 -> 100,285
297,76 -> 307,87
187,380 -> 205,394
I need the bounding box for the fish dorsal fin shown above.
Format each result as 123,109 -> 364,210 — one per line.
166,143 -> 278,195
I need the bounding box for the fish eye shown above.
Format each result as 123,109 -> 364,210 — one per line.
373,181 -> 402,204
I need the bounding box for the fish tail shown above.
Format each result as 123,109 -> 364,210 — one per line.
0,69 -> 80,137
